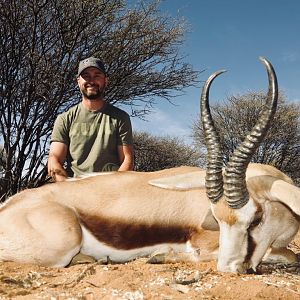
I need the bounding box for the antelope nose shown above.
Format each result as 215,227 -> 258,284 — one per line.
246,267 -> 261,275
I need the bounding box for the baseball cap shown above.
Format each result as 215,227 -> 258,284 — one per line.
77,57 -> 106,76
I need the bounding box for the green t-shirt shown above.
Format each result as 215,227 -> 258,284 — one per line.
51,102 -> 133,176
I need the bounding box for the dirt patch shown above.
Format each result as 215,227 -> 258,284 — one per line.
1,235 -> 300,299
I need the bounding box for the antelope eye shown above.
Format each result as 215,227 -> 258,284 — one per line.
250,218 -> 261,228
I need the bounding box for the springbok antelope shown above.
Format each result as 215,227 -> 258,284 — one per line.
201,57 -> 300,273
0,58 -> 299,273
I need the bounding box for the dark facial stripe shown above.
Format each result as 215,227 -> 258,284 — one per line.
244,204 -> 261,263
245,231 -> 257,263
78,211 -> 197,250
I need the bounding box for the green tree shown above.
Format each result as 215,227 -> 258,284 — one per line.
133,131 -> 203,171
0,0 -> 199,199
192,92 -> 300,183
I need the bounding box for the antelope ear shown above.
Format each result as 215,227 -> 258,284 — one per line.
270,179 -> 300,216
201,208 -> 219,231
148,171 -> 206,190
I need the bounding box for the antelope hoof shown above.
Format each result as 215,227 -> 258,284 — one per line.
147,246 -> 177,264
68,253 -> 96,266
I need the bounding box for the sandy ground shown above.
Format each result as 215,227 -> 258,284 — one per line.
1,234 -> 300,299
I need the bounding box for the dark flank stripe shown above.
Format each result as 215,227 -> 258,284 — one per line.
78,211 -> 197,250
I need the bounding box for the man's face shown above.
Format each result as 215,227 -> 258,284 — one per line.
77,67 -> 108,100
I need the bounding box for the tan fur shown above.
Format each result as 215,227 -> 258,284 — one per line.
265,247 -> 297,263
1,163 -> 300,271
247,175 -> 278,201
246,163 -> 293,184
0,166 -> 215,267
213,199 -> 238,225
147,163 -> 292,191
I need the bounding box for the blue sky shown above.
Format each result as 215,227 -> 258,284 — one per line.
131,0 -> 300,144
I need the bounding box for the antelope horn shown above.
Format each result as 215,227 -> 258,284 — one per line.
201,70 -> 226,203
224,57 -> 278,209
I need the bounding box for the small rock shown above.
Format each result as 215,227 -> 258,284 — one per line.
170,283 -> 190,294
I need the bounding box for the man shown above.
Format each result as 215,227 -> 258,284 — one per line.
48,57 -> 134,181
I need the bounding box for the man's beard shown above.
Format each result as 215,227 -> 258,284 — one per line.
81,85 -> 105,100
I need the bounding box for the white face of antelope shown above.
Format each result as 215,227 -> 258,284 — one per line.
212,196 -> 299,273
212,197 -> 265,273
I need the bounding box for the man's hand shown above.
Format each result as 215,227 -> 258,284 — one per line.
48,159 -> 68,182
48,142 -> 68,182
48,165 -> 67,182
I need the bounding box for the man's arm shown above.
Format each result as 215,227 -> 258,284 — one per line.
48,142 -> 68,181
118,144 -> 134,171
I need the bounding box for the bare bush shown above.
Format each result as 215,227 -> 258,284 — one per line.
133,131 -> 203,171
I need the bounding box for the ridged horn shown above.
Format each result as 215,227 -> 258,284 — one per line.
201,70 -> 226,203
224,57 -> 278,209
